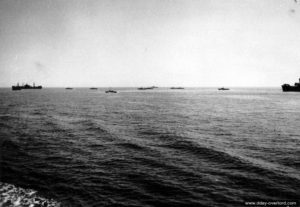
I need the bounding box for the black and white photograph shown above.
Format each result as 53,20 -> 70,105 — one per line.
0,0 -> 299,206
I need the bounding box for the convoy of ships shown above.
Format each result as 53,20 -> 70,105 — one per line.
10,84 -> 225,92
11,84 -> 184,92
11,78 -> 300,92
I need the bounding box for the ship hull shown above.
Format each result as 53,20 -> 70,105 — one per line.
12,85 -> 42,90
12,86 -> 21,90
282,85 -> 300,92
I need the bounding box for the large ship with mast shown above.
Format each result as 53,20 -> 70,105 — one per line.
282,78 -> 300,92
12,83 -> 42,91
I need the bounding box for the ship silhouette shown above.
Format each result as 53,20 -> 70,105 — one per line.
137,86 -> 158,90
282,78 -> 300,92
105,89 -> 117,93
218,87 -> 230,91
170,87 -> 184,89
12,83 -> 42,91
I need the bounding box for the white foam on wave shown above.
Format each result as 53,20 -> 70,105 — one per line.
0,182 -> 60,207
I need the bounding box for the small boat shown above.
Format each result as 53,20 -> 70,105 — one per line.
105,90 -> 117,93
90,87 -> 98,90
170,87 -> 184,89
218,87 -> 230,90
65,87 -> 73,90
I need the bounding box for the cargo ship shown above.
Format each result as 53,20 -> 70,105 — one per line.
12,83 -> 42,91
282,78 -> 300,92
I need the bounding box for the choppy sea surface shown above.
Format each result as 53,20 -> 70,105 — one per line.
0,87 -> 299,207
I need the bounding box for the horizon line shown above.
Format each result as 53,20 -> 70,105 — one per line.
0,86 -> 281,88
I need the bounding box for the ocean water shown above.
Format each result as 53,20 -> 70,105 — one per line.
0,87 -> 299,207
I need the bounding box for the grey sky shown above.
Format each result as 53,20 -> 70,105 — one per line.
0,0 -> 299,87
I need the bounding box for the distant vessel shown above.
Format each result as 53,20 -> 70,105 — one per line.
12,83 -> 42,91
218,87 -> 230,91
65,88 -> 73,90
170,87 -> 184,89
282,78 -> 300,92
90,88 -> 98,90
137,86 -> 157,90
105,90 -> 117,93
